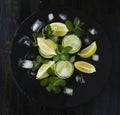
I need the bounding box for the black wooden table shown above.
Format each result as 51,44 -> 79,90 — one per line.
0,0 -> 120,115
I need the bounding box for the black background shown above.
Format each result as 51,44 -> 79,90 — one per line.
0,0 -> 120,115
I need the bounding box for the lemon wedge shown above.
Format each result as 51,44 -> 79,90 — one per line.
37,37 -> 57,58
36,61 -> 55,80
50,22 -> 68,36
62,34 -> 82,54
74,61 -> 96,73
55,61 -> 74,79
78,41 -> 97,58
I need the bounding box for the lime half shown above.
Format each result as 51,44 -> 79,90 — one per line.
62,34 -> 82,54
55,61 -> 74,79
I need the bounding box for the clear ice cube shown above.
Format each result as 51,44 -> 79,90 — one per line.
18,59 -> 33,69
59,13 -> 68,20
31,19 -> 43,32
75,75 -> 86,84
27,69 -> 36,78
48,13 -> 54,21
64,87 -> 73,96
17,35 -> 32,47
88,28 -> 98,35
24,50 -> 37,60
92,54 -> 99,61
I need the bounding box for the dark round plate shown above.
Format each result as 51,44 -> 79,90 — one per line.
10,8 -> 113,108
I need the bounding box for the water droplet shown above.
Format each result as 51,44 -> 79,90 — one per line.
24,50 -> 37,60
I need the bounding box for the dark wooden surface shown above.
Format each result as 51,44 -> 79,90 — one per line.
0,0 -> 120,115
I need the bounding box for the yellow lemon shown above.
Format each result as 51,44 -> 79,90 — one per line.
50,22 -> 68,36
78,41 -> 97,58
37,37 -> 57,58
36,61 -> 55,80
74,61 -> 96,73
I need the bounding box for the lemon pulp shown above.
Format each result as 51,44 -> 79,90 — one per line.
78,41 -> 97,58
74,61 -> 96,73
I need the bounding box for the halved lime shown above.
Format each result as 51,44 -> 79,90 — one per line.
62,34 -> 82,54
50,22 -> 68,36
74,61 -> 96,73
55,61 -> 74,79
36,61 -> 55,80
37,37 -> 57,58
78,41 -> 97,58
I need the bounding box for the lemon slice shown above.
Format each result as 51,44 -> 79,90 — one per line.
36,61 -> 55,80
62,34 -> 82,54
50,22 -> 68,36
74,61 -> 96,73
55,61 -> 74,79
78,41 -> 97,58
37,37 -> 57,58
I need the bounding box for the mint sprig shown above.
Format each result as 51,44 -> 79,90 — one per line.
65,17 -> 84,37
40,76 -> 66,94
53,45 -> 72,61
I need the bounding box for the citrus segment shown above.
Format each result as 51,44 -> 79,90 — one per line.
37,37 -> 57,58
50,22 -> 68,36
74,61 -> 96,73
78,41 -> 97,58
36,61 -> 55,80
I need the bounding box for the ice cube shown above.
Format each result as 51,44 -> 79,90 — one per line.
17,35 -> 32,47
48,13 -> 54,21
92,54 -> 99,61
27,69 -> 36,78
75,75 -> 86,84
84,37 -> 91,45
69,56 -> 76,63
88,28 -> 98,35
24,50 -> 37,60
18,59 -> 33,69
64,87 -> 73,96
31,19 -> 43,32
59,13 -> 68,20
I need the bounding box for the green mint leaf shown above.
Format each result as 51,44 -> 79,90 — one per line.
53,78 -> 66,86
53,87 -> 61,94
65,20 -> 73,32
46,84 -> 53,92
53,55 -> 60,61
79,22 -> 84,27
36,55 -> 42,63
64,46 -> 72,53
74,28 -> 84,37
60,54 -> 66,61
40,78 -> 49,86
74,17 -> 80,27
32,61 -> 40,71
47,68 -> 54,75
